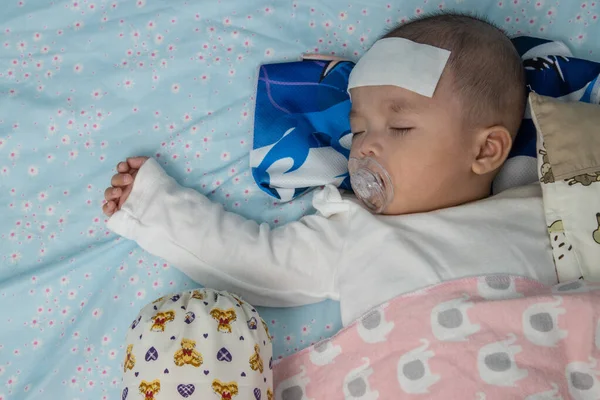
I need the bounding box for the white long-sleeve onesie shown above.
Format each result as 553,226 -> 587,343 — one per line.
107,158 -> 557,326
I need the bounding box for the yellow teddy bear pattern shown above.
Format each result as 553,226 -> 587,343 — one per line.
150,310 -> 175,332
191,289 -> 204,300
261,318 -> 272,343
249,344 -> 264,373
130,294 -> 275,399
210,308 -> 237,333
123,344 -> 136,372
139,379 -> 161,400
212,379 -> 239,400
173,338 -> 203,367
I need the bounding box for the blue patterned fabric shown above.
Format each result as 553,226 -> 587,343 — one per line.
252,60 -> 354,201
251,37 -> 600,200
2,1 -> 600,399
515,36 -> 600,158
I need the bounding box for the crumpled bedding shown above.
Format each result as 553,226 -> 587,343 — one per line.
2,0 -> 600,399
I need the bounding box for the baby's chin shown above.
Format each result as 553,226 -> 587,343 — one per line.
381,202 -> 416,216
382,198 -> 447,216
383,190 -> 487,215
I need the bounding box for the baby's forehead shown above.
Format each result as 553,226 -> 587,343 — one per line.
348,36 -> 451,104
349,83 -> 456,115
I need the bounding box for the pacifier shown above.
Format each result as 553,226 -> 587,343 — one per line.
348,157 -> 394,214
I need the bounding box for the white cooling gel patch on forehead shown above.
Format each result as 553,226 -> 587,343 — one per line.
348,37 -> 451,98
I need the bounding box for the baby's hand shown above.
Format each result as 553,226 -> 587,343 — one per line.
103,157 -> 149,217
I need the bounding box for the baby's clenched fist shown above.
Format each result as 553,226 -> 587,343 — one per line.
103,156 -> 149,217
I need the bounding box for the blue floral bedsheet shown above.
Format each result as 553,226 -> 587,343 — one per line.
2,0 -> 600,398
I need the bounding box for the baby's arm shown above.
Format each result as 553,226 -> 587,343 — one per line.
104,158 -> 348,307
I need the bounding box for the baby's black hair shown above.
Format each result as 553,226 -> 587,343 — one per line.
383,11 -> 526,136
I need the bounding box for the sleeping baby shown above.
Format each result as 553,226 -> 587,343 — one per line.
104,13 -> 557,324
106,13 -> 557,398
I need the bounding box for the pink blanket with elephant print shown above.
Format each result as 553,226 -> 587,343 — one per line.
273,276 -> 600,399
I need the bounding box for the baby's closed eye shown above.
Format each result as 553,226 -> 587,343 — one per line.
390,127 -> 413,136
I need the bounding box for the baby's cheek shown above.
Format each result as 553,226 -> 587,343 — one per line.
393,157 -> 436,192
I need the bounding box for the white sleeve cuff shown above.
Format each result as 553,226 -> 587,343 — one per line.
106,158 -> 169,240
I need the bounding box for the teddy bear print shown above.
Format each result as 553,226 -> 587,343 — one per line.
212,379 -> 239,400
150,310 -> 175,332
123,344 -> 136,372
261,318 -> 272,342
191,289 -> 204,300
139,379 -> 161,400
232,295 -> 245,307
210,308 -> 237,333
249,344 -> 264,373
174,338 -> 203,367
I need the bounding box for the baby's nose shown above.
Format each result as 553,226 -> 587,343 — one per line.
358,135 -> 383,158
360,147 -> 376,157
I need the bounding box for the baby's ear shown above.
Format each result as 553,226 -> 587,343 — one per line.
471,125 -> 512,176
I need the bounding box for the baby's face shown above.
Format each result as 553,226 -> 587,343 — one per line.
349,83 -> 478,215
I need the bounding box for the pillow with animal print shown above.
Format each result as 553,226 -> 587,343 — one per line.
531,92 -> 600,282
